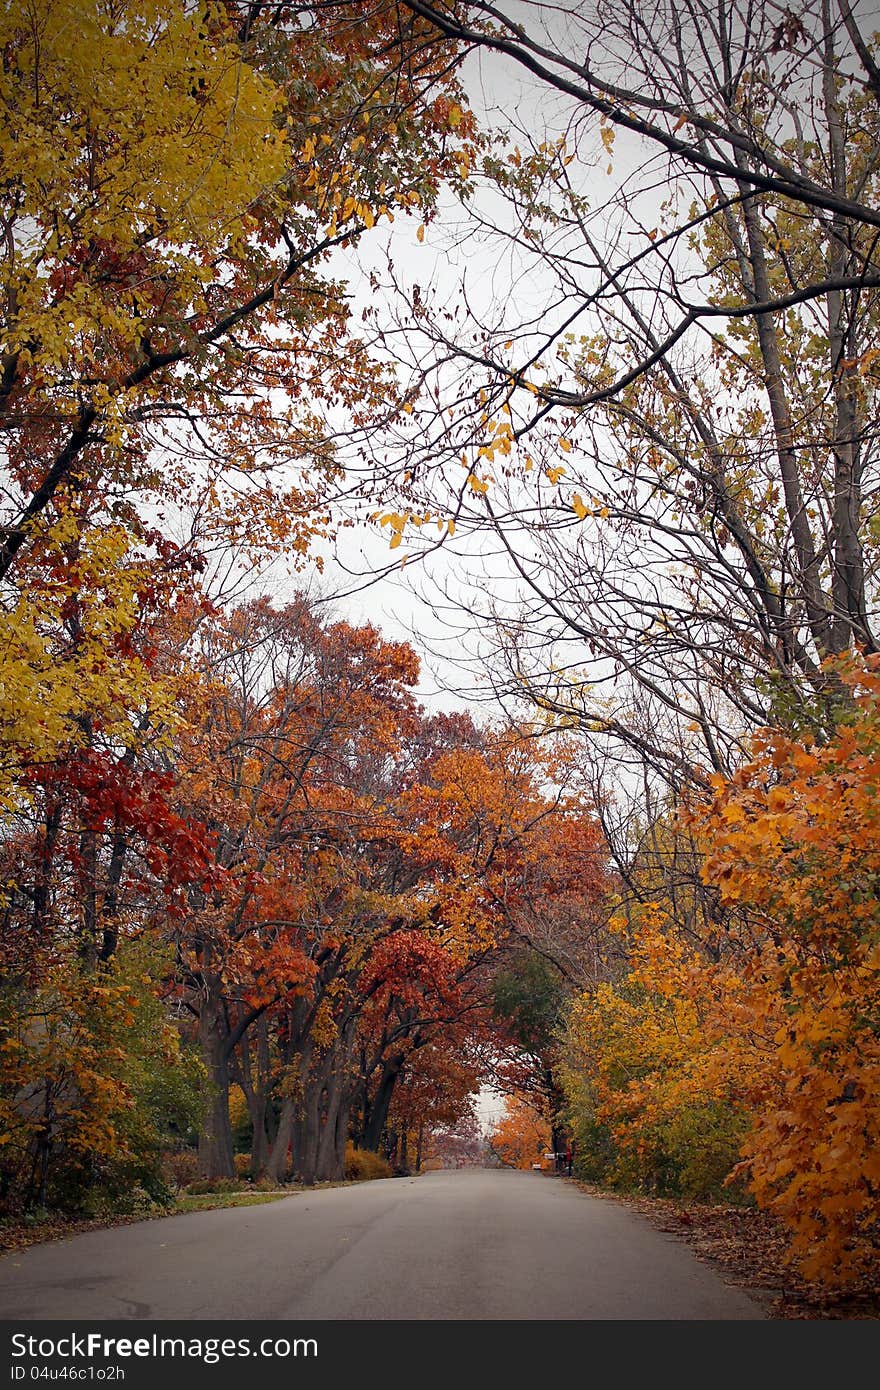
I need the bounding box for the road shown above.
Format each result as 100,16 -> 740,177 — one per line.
0,1170 -> 764,1320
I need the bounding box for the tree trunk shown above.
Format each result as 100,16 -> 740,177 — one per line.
292,1077 -> 322,1185
363,1053 -> 405,1152
265,1096 -> 295,1184
821,0 -> 874,656
198,994 -> 235,1179
314,1077 -> 342,1181
314,1022 -> 355,1182
235,1016 -> 274,1176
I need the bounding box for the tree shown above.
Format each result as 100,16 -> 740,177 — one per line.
487,1093 -> 551,1170
424,1104 -> 487,1168
554,656 -> 880,1283
350,0 -> 880,792
0,515 -> 214,1213
557,905 -> 750,1200
0,0 -> 478,584
0,0 -> 478,1206
168,595 -> 426,1178
685,655 -> 880,1284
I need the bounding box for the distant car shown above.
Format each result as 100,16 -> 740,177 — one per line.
531,1162 -> 543,1170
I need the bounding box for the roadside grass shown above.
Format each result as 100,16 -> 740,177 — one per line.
174,1190 -> 289,1214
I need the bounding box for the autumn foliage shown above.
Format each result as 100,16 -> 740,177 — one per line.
559,660 -> 880,1287
3,0 -> 878,1307
690,661 -> 880,1284
488,1096 -> 552,1172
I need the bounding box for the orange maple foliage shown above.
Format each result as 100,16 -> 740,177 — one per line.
488,1094 -> 552,1170
687,658 -> 880,1285
564,658 -> 880,1286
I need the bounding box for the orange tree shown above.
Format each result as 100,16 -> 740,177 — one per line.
558,658 -> 880,1285
168,595 -> 424,1179
557,902 -> 751,1200
686,658 -> 880,1285
170,608 -> 615,1184
255,723 -> 611,1184
0,0 -> 477,1215
488,1094 -> 552,1171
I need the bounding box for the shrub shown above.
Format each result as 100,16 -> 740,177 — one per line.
344,1144 -> 392,1181
162,1148 -> 199,1192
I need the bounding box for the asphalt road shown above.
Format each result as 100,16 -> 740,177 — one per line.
0,1170 -> 764,1320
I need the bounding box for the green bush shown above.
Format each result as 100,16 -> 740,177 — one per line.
663,1100 -> 750,1201
564,1089 -> 749,1201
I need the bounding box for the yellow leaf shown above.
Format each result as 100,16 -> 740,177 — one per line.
416,224 -> 425,243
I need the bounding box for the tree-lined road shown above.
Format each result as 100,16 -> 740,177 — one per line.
0,1171 -> 763,1320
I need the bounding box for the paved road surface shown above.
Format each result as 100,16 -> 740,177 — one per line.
0,1170 -> 763,1320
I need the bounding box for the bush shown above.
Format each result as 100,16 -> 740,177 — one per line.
0,943 -> 204,1218
344,1144 -> 392,1182
78,1184 -> 171,1220
162,1148 -> 199,1192
233,1153 -> 252,1179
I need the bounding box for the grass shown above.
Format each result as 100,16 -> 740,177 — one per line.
174,1190 -> 289,1214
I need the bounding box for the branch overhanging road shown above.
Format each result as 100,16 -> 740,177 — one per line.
0,1170 -> 764,1320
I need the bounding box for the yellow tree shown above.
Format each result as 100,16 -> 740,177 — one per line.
0,0 -> 476,579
